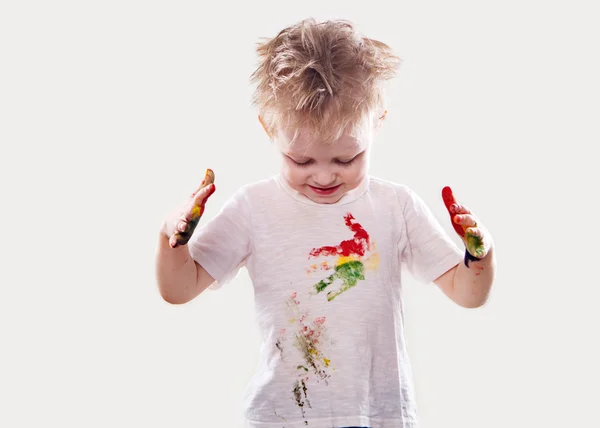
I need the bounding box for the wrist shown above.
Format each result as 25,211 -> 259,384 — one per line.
463,249 -> 481,267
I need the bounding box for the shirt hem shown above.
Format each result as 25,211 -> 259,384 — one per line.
423,248 -> 463,284
244,415 -> 417,428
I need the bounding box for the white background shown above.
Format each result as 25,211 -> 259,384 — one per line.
1,1 -> 599,427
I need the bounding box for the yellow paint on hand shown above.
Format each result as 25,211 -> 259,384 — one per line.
191,205 -> 202,220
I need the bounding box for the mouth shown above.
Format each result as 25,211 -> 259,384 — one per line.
308,184 -> 342,196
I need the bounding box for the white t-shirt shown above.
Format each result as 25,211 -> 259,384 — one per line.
189,174 -> 463,428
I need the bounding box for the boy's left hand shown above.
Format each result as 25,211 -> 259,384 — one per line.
442,186 -> 492,259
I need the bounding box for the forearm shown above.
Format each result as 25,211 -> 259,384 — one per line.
451,245 -> 496,308
155,231 -> 199,304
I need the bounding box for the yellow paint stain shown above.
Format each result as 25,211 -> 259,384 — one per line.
336,255 -> 359,266
309,348 -> 318,355
306,264 -> 318,275
289,318 -> 296,323
323,358 -> 330,366
191,205 -> 202,220
365,251 -> 381,271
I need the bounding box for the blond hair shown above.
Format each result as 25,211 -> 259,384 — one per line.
250,18 -> 401,145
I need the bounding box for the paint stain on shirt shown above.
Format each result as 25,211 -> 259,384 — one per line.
308,213 -> 379,301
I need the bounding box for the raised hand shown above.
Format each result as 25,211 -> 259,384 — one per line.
442,186 -> 490,261
162,169 -> 216,248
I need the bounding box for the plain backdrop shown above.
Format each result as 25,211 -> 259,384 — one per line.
1,1 -> 599,427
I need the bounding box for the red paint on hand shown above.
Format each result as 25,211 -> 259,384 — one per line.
442,186 -> 465,237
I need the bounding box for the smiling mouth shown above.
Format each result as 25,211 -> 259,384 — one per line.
308,184 -> 342,195
312,185 -> 339,190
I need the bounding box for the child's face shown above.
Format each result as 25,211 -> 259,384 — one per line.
274,124 -> 373,204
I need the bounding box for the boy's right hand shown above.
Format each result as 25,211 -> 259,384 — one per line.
161,169 -> 216,248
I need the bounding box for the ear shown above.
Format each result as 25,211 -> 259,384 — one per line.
258,115 -> 272,139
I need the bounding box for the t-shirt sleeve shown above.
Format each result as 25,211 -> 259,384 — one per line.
187,186 -> 252,290
398,186 -> 463,284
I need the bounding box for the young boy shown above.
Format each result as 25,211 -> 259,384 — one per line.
155,18 -> 495,428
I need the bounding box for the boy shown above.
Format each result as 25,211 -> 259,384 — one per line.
156,18 -> 495,428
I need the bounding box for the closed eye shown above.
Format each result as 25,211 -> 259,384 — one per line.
335,158 -> 355,166
336,152 -> 363,166
287,152 -> 362,167
289,158 -> 313,167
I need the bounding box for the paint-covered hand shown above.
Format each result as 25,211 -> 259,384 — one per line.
442,186 -> 491,259
162,169 -> 216,248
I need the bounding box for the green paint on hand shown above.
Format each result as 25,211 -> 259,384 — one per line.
466,231 -> 485,259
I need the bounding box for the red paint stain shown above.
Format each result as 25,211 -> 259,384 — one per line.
442,186 -> 465,237
309,213 -> 370,258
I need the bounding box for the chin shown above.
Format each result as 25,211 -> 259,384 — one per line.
309,195 -> 342,204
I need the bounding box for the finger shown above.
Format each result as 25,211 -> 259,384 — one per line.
454,214 -> 478,228
192,182 -> 216,208
184,203 -> 206,223
171,229 -> 193,247
175,182 -> 216,244
169,233 -> 180,248
176,220 -> 190,233
190,169 -> 215,198
172,171 -> 216,248
452,203 -> 471,214
172,216 -> 199,247
442,186 -> 465,237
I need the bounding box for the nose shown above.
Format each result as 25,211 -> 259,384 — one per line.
313,170 -> 337,188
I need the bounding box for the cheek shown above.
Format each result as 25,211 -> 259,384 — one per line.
342,161 -> 367,182
282,163 -> 306,184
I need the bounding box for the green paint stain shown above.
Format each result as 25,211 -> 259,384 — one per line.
313,260 -> 365,301
315,274 -> 337,293
336,260 -> 365,284
466,231 -> 485,258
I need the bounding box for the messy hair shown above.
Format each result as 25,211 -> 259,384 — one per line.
250,18 -> 401,145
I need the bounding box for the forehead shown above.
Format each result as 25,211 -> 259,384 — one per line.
276,126 -> 369,158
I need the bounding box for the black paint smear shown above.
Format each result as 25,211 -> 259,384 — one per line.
464,249 -> 481,268
292,379 -> 311,421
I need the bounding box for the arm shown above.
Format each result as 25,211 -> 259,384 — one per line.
434,246 -> 496,308
155,168 -> 217,304
155,232 -> 216,304
434,186 -> 496,308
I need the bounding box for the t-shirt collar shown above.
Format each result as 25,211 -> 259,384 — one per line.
276,174 -> 370,206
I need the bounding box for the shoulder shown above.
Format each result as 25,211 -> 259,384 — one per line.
367,176 -> 417,209
225,175 -> 280,210
234,175 -> 279,199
